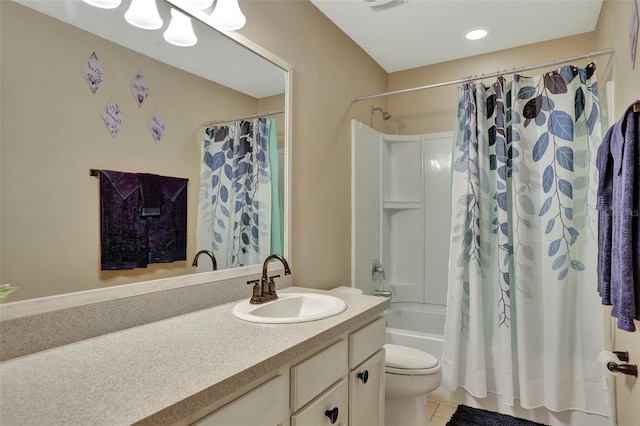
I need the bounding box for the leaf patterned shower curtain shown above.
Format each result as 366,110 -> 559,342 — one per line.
196,118 -> 272,269
443,63 -> 607,415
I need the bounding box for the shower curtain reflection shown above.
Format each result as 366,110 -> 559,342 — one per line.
196,118 -> 282,270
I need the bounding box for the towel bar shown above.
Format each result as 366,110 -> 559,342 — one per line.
89,169 -> 188,182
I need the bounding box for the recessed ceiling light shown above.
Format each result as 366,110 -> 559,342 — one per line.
464,27 -> 492,40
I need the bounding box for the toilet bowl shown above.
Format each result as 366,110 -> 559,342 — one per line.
329,286 -> 442,425
384,343 -> 442,426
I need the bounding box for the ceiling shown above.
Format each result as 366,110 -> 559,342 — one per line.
310,0 -> 605,73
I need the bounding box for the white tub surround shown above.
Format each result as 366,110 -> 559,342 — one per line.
384,303 -> 445,359
0,287 -> 390,425
351,122 -> 452,304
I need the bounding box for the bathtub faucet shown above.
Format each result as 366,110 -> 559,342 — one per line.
371,258 -> 385,281
374,289 -> 392,298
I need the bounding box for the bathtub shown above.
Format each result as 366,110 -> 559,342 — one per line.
384,303 -> 446,360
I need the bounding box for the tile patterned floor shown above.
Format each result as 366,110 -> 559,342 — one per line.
428,400 -> 457,426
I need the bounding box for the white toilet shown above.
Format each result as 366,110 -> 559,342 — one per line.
330,286 -> 442,426
384,343 -> 442,426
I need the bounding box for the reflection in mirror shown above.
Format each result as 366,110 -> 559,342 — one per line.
0,0 -> 290,302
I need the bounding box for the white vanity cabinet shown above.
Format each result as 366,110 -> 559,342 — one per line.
191,316 -> 385,426
194,375 -> 288,426
291,316 -> 386,426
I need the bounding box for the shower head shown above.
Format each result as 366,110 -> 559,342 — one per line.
370,106 -> 391,124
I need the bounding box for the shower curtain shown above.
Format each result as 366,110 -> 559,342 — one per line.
196,118 -> 279,269
443,63 -> 607,415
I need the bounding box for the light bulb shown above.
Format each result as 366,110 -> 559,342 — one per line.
125,0 -> 164,30
82,0 -> 122,9
210,0 -> 246,31
163,9 -> 198,47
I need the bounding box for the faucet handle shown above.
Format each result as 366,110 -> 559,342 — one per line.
267,275 -> 280,296
371,259 -> 385,281
247,279 -> 262,303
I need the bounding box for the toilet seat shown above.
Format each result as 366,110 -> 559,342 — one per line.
384,344 -> 441,375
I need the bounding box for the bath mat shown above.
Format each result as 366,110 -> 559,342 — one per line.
447,404 -> 548,426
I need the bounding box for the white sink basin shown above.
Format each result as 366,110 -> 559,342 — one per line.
232,293 -> 347,324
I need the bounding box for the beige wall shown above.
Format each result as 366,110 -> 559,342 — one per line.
0,1 -> 262,300
386,32 -> 597,135
256,94 -> 286,149
239,0 -> 389,289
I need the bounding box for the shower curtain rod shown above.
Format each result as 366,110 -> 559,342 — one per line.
201,110 -> 285,127
352,48 -> 614,102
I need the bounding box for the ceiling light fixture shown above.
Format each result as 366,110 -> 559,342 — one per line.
82,0 -> 122,9
87,0 -> 248,47
210,0 -> 246,31
124,0 -> 164,30
464,27 -> 492,41
186,0 -> 215,10
163,8 -> 198,47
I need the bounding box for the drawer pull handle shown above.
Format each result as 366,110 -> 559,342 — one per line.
325,407 -> 339,424
357,370 -> 369,384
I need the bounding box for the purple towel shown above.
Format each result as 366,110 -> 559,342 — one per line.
99,170 -> 188,270
596,129 -> 613,305
596,101 -> 640,332
100,170 -> 147,270
146,176 -> 188,264
137,173 -> 162,217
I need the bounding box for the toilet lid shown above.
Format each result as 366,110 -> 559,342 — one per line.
384,344 -> 439,370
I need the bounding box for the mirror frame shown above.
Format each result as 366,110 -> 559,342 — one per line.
0,0 -> 292,321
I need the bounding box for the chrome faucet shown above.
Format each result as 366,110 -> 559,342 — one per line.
371,258 -> 391,297
192,250 -> 218,271
371,258 -> 385,281
247,254 -> 292,304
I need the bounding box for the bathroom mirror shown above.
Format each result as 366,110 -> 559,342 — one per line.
0,0 -> 291,303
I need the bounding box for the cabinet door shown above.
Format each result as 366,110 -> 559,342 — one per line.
194,375 -> 286,426
291,378 -> 348,426
349,349 -> 385,426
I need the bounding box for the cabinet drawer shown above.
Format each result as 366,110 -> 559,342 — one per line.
195,375 -> 286,426
291,378 -> 348,426
349,317 -> 385,369
291,339 -> 348,411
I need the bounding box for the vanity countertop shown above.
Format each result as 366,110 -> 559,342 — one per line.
0,287 -> 389,425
